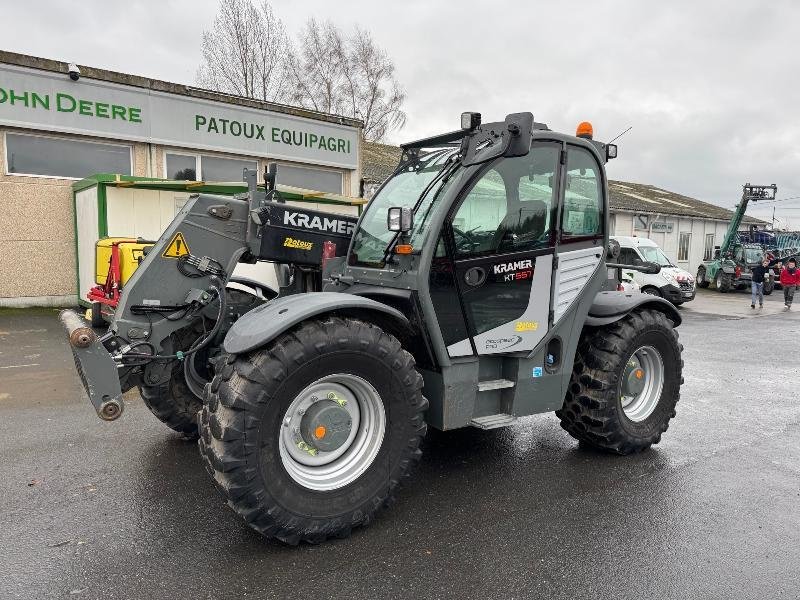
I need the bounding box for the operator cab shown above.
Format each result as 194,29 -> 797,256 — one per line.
339,112 -> 617,363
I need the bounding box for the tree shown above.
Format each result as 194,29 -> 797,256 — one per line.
285,19 -> 406,141
196,0 -> 289,103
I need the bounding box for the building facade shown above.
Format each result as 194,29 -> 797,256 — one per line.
607,180 -> 765,277
0,51 -> 362,306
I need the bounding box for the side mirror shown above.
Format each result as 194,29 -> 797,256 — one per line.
640,261 -> 662,275
607,238 -> 621,260
387,207 -> 413,233
606,144 -> 618,160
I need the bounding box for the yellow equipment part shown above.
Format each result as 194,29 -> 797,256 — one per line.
95,237 -> 155,286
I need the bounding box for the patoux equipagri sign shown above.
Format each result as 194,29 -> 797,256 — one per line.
0,63 -> 359,170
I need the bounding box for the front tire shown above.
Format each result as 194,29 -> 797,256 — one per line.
641,286 -> 661,297
716,272 -> 733,292
199,316 -> 427,544
556,309 -> 683,454
764,279 -> 774,295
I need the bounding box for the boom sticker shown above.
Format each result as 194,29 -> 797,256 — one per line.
283,237 -> 314,250
162,232 -> 191,258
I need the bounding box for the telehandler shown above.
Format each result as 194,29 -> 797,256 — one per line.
62,112 -> 684,544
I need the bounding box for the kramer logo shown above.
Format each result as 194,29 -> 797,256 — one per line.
283,212 -> 356,235
283,237 -> 313,251
493,259 -> 533,275
485,335 -> 523,351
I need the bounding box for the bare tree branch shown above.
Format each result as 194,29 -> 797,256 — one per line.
286,20 -> 405,141
197,3 -> 406,141
196,0 -> 289,103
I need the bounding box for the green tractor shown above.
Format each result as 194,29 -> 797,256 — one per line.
697,242 -> 772,294
696,183 -> 777,293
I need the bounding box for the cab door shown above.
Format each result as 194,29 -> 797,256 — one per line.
429,142 -> 562,357
551,144 -> 606,323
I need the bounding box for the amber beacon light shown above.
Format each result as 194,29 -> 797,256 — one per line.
576,121 -> 594,139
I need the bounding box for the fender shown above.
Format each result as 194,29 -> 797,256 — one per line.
584,291 -> 682,327
223,292 -> 408,354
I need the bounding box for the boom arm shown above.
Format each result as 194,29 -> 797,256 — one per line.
719,183 -> 777,255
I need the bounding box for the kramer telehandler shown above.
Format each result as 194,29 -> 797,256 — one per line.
62,112 -> 684,544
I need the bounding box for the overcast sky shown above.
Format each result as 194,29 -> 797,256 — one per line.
2,0 -> 799,224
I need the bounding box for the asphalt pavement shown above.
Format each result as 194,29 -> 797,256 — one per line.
1,294 -> 799,600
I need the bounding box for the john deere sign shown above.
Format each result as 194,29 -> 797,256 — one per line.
0,64 -> 358,169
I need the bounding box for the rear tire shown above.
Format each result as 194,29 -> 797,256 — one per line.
764,280 -> 774,295
199,316 -> 427,544
556,309 -> 683,454
139,363 -> 202,438
139,325 -> 206,438
696,267 -> 710,288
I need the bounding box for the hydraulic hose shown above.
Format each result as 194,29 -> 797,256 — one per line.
121,276 -> 227,363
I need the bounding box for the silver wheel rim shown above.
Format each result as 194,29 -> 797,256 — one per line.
278,374 -> 386,491
620,346 -> 664,422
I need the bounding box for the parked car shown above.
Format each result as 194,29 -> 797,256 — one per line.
611,236 -> 696,305
617,270 -> 641,293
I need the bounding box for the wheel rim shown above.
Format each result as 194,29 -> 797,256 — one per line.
620,346 -> 664,422
643,288 -> 658,296
278,374 -> 386,491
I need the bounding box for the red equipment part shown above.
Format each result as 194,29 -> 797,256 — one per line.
86,238 -> 138,315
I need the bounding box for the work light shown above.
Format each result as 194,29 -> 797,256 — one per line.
461,112 -> 481,131
387,207 -> 413,232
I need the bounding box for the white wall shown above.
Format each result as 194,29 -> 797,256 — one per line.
611,211 -> 740,276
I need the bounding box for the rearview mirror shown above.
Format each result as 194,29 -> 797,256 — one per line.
387,207 -> 414,233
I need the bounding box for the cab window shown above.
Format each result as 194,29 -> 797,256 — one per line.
562,146 -> 603,239
450,144 -> 560,259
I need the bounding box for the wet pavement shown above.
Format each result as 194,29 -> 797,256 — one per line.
1,301 -> 799,600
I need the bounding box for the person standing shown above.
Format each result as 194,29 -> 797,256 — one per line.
750,259 -> 769,309
780,258 -> 800,310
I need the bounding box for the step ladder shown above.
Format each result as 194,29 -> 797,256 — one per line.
470,379 -> 517,429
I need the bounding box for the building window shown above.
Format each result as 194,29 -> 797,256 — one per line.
704,233 -> 715,260
5,132 -> 132,179
202,155 -> 258,181
678,232 -> 691,262
276,163 -> 343,194
165,153 -> 197,180
165,152 -> 257,182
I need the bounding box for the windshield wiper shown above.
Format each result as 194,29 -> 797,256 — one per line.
380,155 -> 460,264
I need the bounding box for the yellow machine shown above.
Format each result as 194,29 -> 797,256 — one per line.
94,237 -> 154,286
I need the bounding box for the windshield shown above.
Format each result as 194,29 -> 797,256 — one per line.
349,150 -> 457,267
639,246 -> 675,267
745,248 -> 764,263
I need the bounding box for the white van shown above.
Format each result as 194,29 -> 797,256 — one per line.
611,236 -> 696,305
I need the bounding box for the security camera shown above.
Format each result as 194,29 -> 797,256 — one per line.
67,63 -> 80,81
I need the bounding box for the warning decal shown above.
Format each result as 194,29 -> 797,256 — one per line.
162,232 -> 191,258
